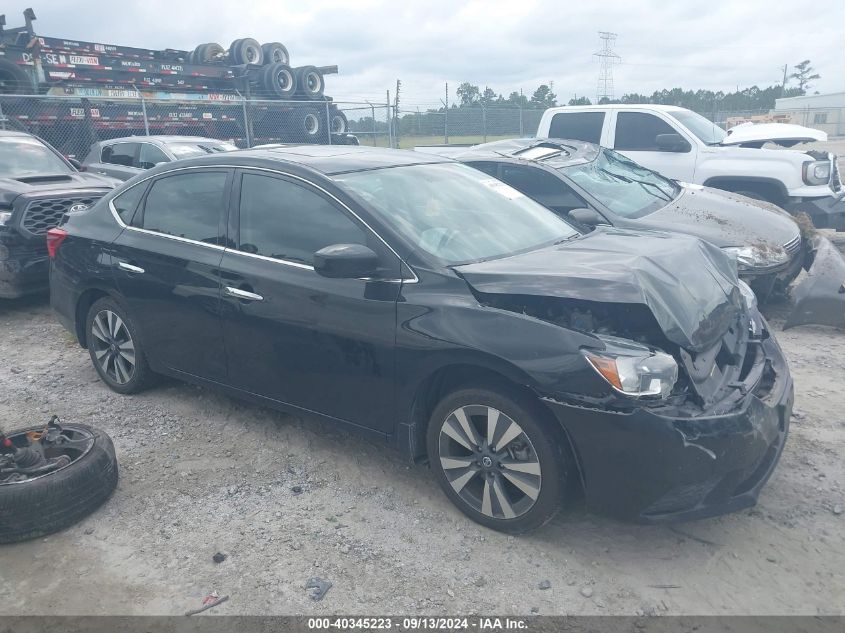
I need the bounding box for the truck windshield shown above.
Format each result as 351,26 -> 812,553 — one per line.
334,162 -> 579,265
562,148 -> 679,218
166,141 -> 239,159
0,136 -> 73,179
673,110 -> 727,145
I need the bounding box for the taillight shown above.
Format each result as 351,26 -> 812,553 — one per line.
46,227 -> 68,259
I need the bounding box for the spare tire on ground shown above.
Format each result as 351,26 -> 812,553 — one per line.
192,42 -> 225,64
0,420 -> 118,544
230,38 -> 263,65
0,59 -> 34,95
295,66 -> 324,99
261,42 -> 290,66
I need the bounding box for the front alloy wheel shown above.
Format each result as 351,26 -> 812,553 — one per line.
90,309 -> 135,385
428,386 -> 569,533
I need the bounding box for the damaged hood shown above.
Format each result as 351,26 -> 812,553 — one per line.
455,227 -> 743,352
721,122 -> 827,147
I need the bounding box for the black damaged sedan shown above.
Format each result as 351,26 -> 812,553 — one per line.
49,146 -> 793,533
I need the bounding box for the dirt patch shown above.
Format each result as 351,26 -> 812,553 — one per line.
0,294 -> 843,616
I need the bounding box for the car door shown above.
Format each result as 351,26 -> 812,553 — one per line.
110,168 -> 231,381
609,111 -> 697,182
90,142 -> 144,180
218,169 -> 402,434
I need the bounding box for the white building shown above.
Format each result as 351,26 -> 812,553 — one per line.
774,92 -> 845,137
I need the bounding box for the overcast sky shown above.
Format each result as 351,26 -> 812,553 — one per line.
4,0 -> 842,107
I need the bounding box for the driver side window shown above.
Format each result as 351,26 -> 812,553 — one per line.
237,173 -> 367,266
498,165 -> 588,215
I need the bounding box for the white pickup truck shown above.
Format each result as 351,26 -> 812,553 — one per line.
536,104 -> 845,230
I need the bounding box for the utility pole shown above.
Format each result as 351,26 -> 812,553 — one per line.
780,64 -> 789,96
594,31 -> 621,103
444,82 -> 449,144
394,79 -> 401,148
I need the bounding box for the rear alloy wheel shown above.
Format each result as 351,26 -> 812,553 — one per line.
427,386 -> 568,533
86,297 -> 153,394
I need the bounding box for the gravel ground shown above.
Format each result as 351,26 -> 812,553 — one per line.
1,262 -> 844,616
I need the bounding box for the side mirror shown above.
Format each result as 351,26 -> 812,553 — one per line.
313,243 -> 379,279
567,208 -> 605,226
655,133 -> 690,152
67,157 -> 84,171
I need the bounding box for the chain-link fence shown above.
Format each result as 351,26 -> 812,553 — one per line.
0,94 -> 392,158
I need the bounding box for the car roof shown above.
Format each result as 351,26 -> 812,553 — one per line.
0,130 -> 37,138
452,138 -> 600,168
147,145 -> 451,176
544,104 -> 687,113
99,135 -> 229,145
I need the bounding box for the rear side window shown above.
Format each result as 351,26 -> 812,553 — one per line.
548,112 -> 605,144
138,143 -> 170,169
111,183 -> 146,224
140,171 -> 228,244
101,143 -> 138,167
614,112 -> 678,151
238,173 -> 366,265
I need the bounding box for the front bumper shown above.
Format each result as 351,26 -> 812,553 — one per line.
783,194 -> 845,231
0,236 -> 49,299
543,327 -> 793,523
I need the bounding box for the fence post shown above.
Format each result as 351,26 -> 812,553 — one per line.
444,105 -> 449,145
0,99 -> 5,131
482,107 -> 487,143
325,101 -> 332,145
238,92 -> 252,148
367,102 -> 376,146
133,85 -> 150,136
519,106 -> 523,137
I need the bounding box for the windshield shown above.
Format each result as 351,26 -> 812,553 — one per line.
562,148 -> 679,218
0,136 -> 73,179
166,141 -> 239,159
334,162 -> 579,265
673,110 -> 727,145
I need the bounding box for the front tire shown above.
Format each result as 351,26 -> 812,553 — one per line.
426,385 -> 569,533
85,297 -> 153,394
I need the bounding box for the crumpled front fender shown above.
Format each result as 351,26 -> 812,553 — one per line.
784,236 -> 845,330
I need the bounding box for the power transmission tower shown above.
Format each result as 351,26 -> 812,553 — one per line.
594,31 -> 620,103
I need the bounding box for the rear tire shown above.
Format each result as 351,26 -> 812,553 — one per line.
295,65 -> 324,99
192,43 -> 225,64
329,107 -> 349,135
261,42 -> 290,66
0,424 -> 118,544
259,63 -> 296,99
230,38 -> 263,65
426,385 -> 569,533
85,297 -> 154,394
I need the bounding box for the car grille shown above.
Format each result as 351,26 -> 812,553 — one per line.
782,235 -> 802,257
20,196 -> 102,237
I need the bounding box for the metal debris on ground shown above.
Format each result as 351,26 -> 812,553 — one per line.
185,591 -> 229,616
306,577 -> 332,601
784,235 -> 845,331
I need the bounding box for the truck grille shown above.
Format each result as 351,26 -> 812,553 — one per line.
782,235 -> 802,257
831,157 -> 842,193
20,196 -> 101,237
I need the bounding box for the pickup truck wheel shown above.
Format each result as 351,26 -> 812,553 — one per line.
427,385 -> 570,534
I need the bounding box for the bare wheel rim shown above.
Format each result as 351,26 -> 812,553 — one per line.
276,69 -> 293,91
438,405 -> 542,520
306,72 -> 322,93
90,309 -> 136,385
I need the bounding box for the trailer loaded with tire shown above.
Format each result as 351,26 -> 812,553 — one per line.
0,8 -> 355,154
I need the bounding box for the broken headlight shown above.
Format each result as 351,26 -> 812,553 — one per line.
0,210 -> 11,226
737,279 -> 757,311
802,160 -> 831,186
582,335 -> 678,398
723,245 -> 789,271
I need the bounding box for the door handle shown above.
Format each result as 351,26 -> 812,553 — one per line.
118,262 -> 145,274
224,286 -> 264,302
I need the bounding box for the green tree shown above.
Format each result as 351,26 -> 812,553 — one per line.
456,82 -> 480,106
480,86 -> 498,107
529,84 -> 557,109
568,96 -> 591,105
506,91 -> 528,108
790,60 -> 820,94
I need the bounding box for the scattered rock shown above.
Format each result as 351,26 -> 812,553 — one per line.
530,606 -> 539,614
291,485 -> 304,495
212,552 -> 227,564
833,505 -> 842,516
766,556 -> 778,563
538,580 -> 551,590
306,577 -> 332,601
580,586 -> 593,598
83,527 -> 94,535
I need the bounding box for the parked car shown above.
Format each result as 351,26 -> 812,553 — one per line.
82,136 -> 239,180
453,138 -> 805,299
536,104 -> 845,230
50,146 -> 792,532
0,130 -> 117,298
